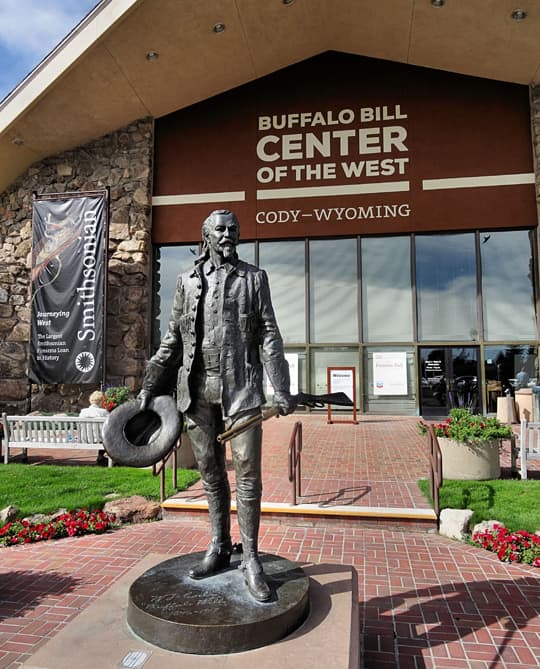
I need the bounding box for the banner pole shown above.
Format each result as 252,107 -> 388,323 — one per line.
102,186 -> 110,389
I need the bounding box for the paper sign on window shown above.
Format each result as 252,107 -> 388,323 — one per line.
373,352 -> 408,395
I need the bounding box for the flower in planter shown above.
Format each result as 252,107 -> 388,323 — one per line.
101,385 -> 131,412
419,408 -> 513,444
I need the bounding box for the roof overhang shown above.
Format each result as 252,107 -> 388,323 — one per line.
1,0 -> 540,193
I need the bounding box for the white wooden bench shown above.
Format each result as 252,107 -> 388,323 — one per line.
1,413 -> 111,466
511,419 -> 540,479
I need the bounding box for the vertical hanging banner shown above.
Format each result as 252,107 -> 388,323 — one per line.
29,191 -> 108,384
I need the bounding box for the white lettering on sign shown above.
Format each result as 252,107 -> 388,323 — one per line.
255,105 -> 410,186
256,210 -> 302,224
257,106 -> 406,130
256,126 -> 408,162
256,204 -> 411,224
258,109 -> 356,130
76,210 -> 99,342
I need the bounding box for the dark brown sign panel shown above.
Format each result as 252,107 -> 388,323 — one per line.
153,53 -> 535,244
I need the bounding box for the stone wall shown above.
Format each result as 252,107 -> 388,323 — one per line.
0,118 -> 154,413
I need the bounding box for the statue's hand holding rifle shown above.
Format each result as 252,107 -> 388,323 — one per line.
217,391 -> 353,443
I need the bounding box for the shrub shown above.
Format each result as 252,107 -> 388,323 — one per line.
102,385 -> 131,412
419,407 -> 512,444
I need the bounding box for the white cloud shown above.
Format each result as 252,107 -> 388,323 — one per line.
0,0 -> 95,59
0,0 -> 97,100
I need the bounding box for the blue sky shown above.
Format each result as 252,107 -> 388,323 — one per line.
0,0 -> 98,102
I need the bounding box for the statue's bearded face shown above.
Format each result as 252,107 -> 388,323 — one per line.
204,213 -> 240,261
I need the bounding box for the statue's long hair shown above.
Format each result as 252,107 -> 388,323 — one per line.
195,209 -> 239,265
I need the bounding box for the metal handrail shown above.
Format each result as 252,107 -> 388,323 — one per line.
288,421 -> 303,505
427,425 -> 442,523
153,438 -> 180,502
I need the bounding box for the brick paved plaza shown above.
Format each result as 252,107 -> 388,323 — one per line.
1,414 -> 539,668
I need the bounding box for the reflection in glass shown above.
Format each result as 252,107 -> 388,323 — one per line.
237,242 -> 255,265
481,230 -> 537,341
419,346 -> 479,417
484,345 -> 537,412
259,241 -> 305,343
362,236 -> 413,341
416,233 -> 477,341
156,245 -> 198,341
310,239 -> 358,343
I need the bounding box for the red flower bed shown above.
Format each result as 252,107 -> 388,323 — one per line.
472,524 -> 540,568
0,509 -> 116,546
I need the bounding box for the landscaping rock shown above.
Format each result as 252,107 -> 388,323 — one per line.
439,508 -> 474,540
103,495 -> 161,524
471,519 -> 505,536
23,513 -> 50,525
0,505 -> 19,523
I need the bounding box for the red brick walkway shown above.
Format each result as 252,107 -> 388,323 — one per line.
1,414 -> 539,668
173,414 -> 434,511
1,518 -> 539,668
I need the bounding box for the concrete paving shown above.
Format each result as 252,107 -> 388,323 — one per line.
20,553 -> 358,669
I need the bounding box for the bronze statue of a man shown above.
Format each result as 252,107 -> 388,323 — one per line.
139,210 -> 294,601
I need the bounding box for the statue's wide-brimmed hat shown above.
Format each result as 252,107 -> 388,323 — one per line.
102,395 -> 182,467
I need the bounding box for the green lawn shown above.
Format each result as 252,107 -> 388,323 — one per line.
418,478 -> 540,533
0,463 -> 200,522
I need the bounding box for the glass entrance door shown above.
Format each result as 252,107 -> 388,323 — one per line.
419,346 -> 480,418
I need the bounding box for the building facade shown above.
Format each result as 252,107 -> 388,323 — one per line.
1,52 -> 540,416
152,53 -> 540,416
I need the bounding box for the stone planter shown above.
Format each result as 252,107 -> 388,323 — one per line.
438,437 -> 501,480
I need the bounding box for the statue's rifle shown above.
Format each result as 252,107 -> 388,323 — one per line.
217,391 -> 353,443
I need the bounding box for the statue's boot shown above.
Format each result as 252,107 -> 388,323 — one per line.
237,497 -> 271,602
189,485 -> 232,579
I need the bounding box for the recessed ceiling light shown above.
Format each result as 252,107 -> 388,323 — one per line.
431,0 -> 445,7
145,50 -> 159,61
283,0 -> 295,5
11,137 -> 24,145
511,9 -> 527,20
213,23 -> 226,33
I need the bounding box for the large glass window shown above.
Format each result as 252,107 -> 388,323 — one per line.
237,242 -> 255,265
416,233 -> 478,341
484,345 -> 537,412
481,230 -> 537,341
259,241 -> 305,343
155,226 -> 538,417
309,239 -> 358,343
419,346 -> 479,418
156,245 -> 197,340
362,236 -> 413,342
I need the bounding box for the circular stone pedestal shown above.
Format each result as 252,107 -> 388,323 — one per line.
127,552 -> 310,654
